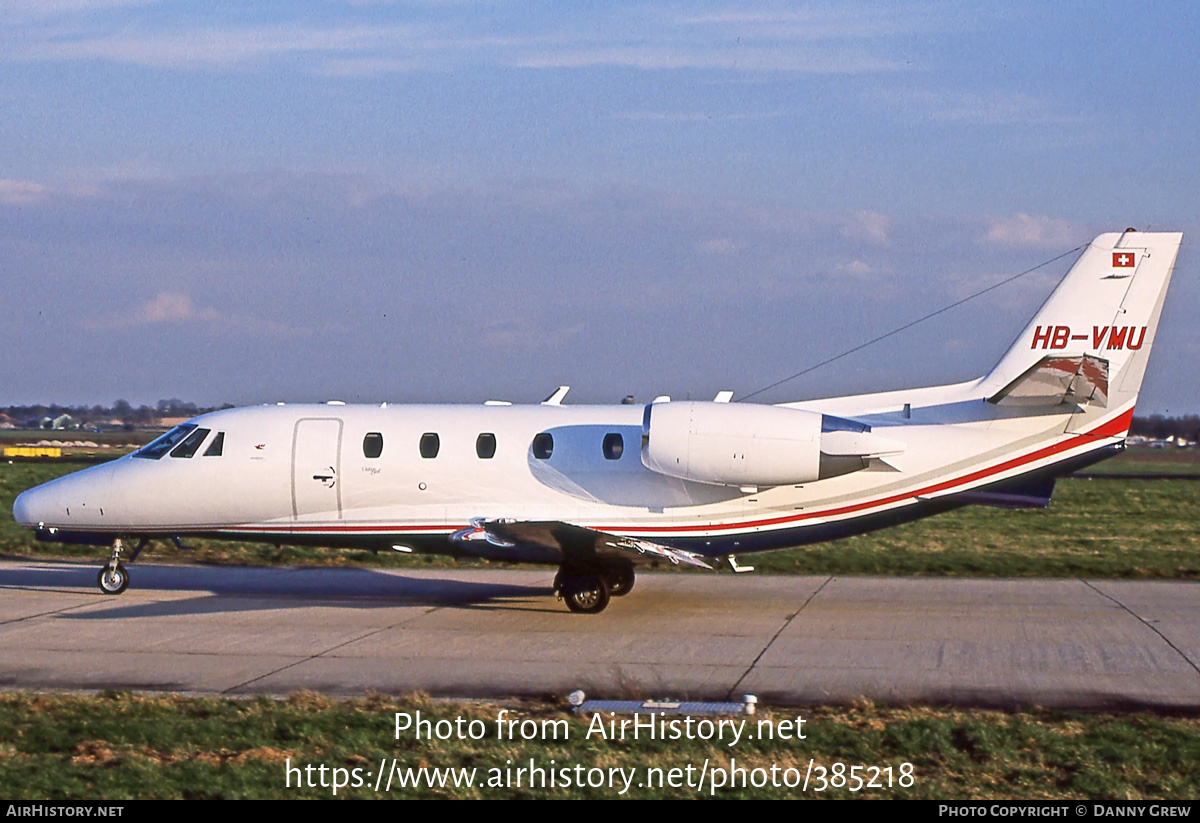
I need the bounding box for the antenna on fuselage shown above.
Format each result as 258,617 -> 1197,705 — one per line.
542,386 -> 570,405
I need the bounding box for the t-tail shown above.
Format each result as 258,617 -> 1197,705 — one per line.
979,230 -> 1183,433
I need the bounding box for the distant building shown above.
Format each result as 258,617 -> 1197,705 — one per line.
36,414 -> 79,430
155,415 -> 194,427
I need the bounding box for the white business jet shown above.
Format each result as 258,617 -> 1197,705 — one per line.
13,230 -> 1183,613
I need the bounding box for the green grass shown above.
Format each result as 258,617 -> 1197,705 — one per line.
1082,447 -> 1200,475
746,478 -> 1200,577
3,456 -> 1199,579
0,692 -> 1196,799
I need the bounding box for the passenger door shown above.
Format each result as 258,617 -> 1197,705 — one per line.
292,418 -> 343,519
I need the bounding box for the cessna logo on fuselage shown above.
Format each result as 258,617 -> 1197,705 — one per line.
1031,325 -> 1146,350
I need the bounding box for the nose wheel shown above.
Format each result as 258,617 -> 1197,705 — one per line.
98,563 -> 129,595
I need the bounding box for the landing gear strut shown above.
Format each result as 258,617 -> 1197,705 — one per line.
97,538 -> 145,595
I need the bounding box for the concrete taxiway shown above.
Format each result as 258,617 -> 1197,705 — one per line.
1,560 -> 1198,709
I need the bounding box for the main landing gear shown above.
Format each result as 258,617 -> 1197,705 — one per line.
553,563 -> 635,614
97,538 -> 145,595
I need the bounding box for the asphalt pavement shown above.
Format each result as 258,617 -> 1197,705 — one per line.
2,560 -> 1197,709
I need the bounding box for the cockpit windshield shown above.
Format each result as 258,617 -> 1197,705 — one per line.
132,424 -> 197,459
170,427 -> 211,459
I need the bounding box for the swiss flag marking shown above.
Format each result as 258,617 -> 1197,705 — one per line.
1113,251 -> 1135,268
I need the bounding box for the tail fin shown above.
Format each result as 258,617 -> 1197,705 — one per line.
981,230 -> 1183,413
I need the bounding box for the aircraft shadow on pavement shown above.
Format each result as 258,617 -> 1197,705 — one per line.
0,561 -> 553,618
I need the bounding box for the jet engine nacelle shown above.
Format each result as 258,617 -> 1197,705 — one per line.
640,401 -> 907,488
640,401 -> 824,487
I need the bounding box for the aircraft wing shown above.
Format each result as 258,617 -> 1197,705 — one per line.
453,519 -> 712,569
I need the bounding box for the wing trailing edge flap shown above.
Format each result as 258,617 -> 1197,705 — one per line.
987,354 -> 1109,408
454,518 -> 712,569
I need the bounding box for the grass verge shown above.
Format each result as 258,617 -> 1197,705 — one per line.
1,692 -> 1198,799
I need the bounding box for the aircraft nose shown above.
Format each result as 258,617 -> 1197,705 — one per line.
12,486 -> 45,528
13,463 -> 122,531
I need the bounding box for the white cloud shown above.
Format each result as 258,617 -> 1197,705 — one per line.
836,259 -> 877,277
840,210 -> 892,243
882,89 -> 1085,127
676,5 -> 948,41
6,5 -> 919,75
84,291 -> 307,338
983,213 -> 1076,248
85,292 -> 220,329
511,45 -> 903,73
3,0 -> 157,20
140,293 -> 219,324
0,179 -> 50,205
613,108 -> 788,123
21,23 -> 423,69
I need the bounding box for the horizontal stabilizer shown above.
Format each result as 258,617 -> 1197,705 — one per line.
987,354 -> 1108,407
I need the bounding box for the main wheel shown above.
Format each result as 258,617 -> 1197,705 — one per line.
97,563 -> 129,595
562,575 -> 611,614
606,566 -> 635,597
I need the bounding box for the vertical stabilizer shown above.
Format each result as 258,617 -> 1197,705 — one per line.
981,230 -> 1182,414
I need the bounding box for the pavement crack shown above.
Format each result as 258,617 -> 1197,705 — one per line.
725,576 -> 832,700
0,600 -> 105,626
1081,579 -> 1200,678
221,605 -> 444,694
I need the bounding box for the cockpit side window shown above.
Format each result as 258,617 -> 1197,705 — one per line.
171,427 -> 211,458
133,425 -> 197,459
203,431 -> 225,457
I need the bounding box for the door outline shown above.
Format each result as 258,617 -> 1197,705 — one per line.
291,417 -> 344,519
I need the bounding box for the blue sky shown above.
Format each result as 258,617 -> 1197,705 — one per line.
2,1 -> 1197,412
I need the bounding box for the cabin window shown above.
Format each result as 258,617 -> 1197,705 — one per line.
603,432 -> 624,460
476,432 -> 497,459
363,432 -> 383,459
133,424 -> 196,459
419,432 -> 440,459
170,427 -> 211,459
203,431 -> 225,457
532,432 -> 553,460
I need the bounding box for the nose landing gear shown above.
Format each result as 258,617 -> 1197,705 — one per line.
96,538 -> 145,595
